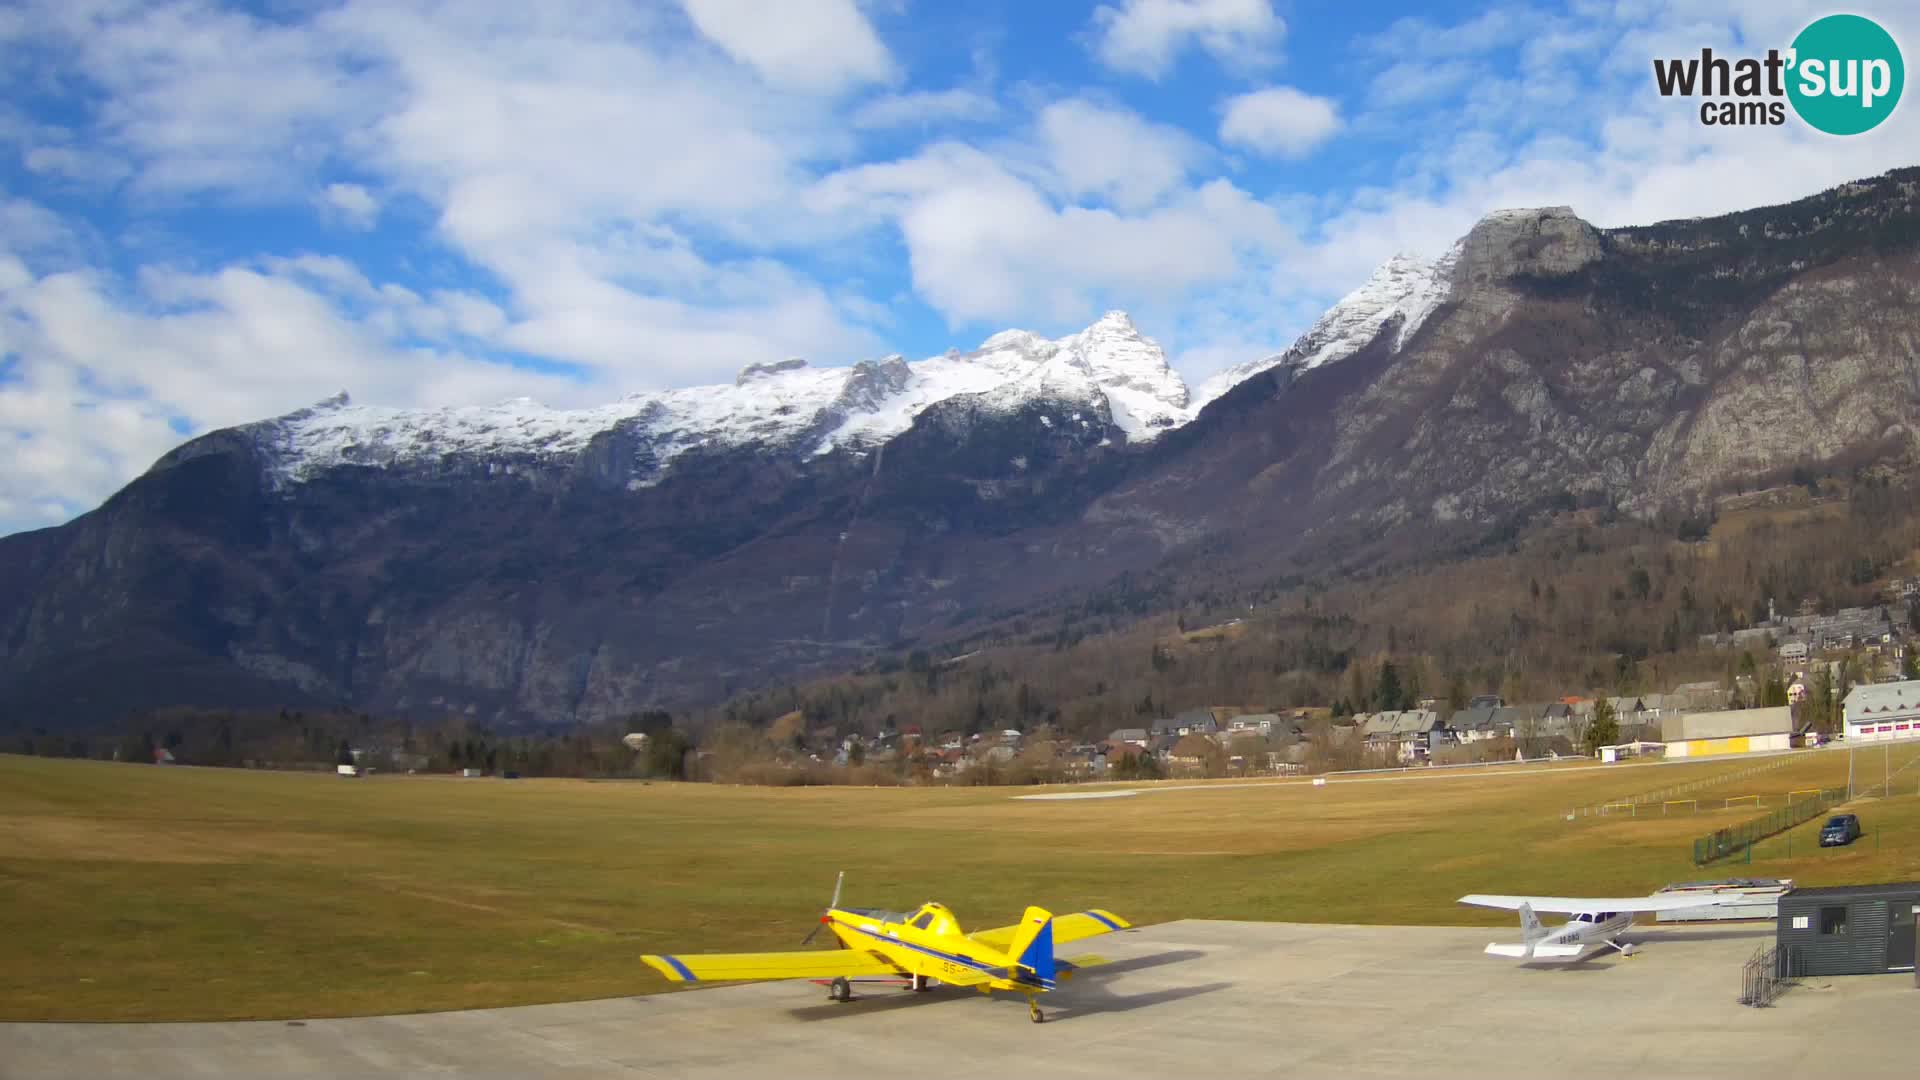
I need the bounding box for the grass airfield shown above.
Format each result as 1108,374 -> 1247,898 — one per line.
3,746 -> 1919,1021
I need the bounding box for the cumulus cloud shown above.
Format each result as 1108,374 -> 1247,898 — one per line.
1218,87 -> 1341,158
10,0 -> 387,198
810,141 -> 1294,326
0,236 -> 592,532
1087,0 -> 1284,78
1036,99 -> 1211,211
318,182 -> 379,229
679,0 -> 895,93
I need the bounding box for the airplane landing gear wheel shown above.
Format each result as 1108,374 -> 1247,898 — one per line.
828,977 -> 851,1002
909,974 -> 932,992
1028,1000 -> 1044,1024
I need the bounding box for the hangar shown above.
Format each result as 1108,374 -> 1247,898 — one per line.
1775,882 -> 1920,976
1660,705 -> 1792,758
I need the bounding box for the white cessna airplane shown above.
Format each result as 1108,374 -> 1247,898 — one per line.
1458,892 -> 1740,961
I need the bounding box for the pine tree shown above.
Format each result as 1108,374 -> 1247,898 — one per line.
1374,662 -> 1404,712
1584,697 -> 1619,756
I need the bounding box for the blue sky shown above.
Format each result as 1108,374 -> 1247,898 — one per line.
1,0 -> 1918,534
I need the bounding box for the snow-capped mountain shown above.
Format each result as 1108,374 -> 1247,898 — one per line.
242,310 -> 1193,487
1191,251 -> 1456,409
242,251 -> 1459,491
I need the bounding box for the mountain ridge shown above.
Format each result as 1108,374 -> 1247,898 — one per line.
7,168 -> 1920,730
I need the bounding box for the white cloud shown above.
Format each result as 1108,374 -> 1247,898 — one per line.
0,237 -> 598,533
319,2 -> 883,384
1362,7 -> 1546,59
810,142 -> 1294,326
22,144 -> 130,187
318,182 -> 379,229
851,88 -> 999,130
1218,87 -> 1341,158
17,0 -> 387,199
1036,99 -> 1210,211
679,0 -> 894,93
1368,60 -> 1481,108
1087,0 -> 1283,78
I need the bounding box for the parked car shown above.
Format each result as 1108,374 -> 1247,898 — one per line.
1819,813 -> 1863,847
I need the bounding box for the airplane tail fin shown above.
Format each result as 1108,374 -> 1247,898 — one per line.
1003,906 -> 1057,984
1518,902 -> 1546,944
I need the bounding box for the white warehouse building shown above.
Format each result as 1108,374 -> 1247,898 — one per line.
1842,680 -> 1920,742
1661,706 -> 1794,758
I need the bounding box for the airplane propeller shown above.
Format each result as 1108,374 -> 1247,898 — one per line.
800,870 -> 845,946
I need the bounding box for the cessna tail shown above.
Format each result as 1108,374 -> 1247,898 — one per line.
1462,891 -> 1743,962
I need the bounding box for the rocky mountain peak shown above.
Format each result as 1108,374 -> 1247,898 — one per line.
832,355 -> 913,413
735,357 -> 809,385
1452,206 -> 1602,288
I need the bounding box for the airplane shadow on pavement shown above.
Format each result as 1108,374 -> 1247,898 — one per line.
784,950 -> 1217,1023
1042,979 -> 1233,1022
1628,926 -> 1774,945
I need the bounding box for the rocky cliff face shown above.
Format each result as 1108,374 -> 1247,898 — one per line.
6,169 -> 1920,730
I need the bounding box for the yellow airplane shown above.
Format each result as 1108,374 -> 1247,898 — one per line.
641,873 -> 1130,1023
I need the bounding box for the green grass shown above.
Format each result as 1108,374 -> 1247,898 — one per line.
3,749 -> 1919,1021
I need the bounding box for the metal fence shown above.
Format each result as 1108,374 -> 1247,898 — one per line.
1738,943 -> 1799,1007
1691,788 -> 1846,865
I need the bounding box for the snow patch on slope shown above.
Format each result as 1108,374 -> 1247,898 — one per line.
1191,251 -> 1456,409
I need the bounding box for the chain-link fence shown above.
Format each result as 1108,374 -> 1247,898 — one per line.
1691,788 -> 1846,865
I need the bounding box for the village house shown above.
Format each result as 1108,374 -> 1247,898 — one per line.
1843,679 -> 1920,741
1446,706 -> 1497,743
1172,708 -> 1219,737
1226,713 -> 1284,738
1166,733 -> 1217,772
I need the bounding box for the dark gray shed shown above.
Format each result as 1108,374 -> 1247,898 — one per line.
1775,882 -> 1920,976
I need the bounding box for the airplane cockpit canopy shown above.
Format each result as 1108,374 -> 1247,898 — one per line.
905,902 -> 960,935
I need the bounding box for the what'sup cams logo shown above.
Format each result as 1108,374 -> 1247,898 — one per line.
1653,13 -> 1903,134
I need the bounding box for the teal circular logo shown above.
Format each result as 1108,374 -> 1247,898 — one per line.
1787,14 -> 1903,135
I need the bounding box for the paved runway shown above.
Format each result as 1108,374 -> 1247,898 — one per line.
3,920 -> 1913,1078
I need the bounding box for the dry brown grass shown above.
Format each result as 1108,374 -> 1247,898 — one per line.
4,748 -> 1918,1021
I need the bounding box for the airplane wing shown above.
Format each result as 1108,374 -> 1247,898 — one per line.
968,909 -> 1131,950
1458,893 -> 1735,915
641,949 -> 904,984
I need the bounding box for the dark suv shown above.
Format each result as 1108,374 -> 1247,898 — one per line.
1819,814 -> 1862,847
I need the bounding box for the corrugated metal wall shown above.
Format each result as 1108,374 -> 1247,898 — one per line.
1777,892 -> 1913,976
